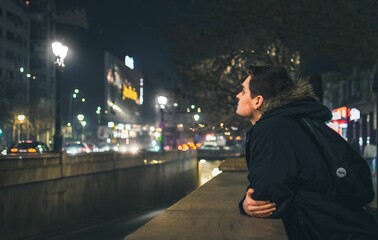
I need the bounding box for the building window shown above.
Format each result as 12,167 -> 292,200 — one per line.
6,31 -> 24,46
5,50 -> 15,60
5,70 -> 14,79
6,11 -> 24,28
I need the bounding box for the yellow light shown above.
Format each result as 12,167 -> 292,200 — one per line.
122,84 -> 138,102
28,148 -> 37,153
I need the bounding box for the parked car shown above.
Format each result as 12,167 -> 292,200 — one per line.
7,140 -> 50,154
63,141 -> 90,155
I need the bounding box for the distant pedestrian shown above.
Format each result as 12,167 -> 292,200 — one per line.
364,139 -> 377,176
235,65 -> 378,239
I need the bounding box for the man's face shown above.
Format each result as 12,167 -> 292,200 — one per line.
236,76 -> 262,124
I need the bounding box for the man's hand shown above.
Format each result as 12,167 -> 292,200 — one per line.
242,188 -> 276,217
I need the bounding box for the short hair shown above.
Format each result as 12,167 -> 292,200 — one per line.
247,65 -> 294,101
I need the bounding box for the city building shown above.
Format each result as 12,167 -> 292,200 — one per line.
322,66 -> 377,151
0,0 -> 30,145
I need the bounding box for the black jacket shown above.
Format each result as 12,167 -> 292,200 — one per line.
240,97 -> 378,239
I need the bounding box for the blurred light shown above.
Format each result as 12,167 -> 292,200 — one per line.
17,115 -> 26,121
350,108 -> 360,121
173,103 -> 178,107
108,122 -> 115,128
199,159 -> 206,164
67,123 -> 71,127
125,124 -> 131,130
81,121 -> 87,127
191,105 -> 195,109
140,78 -> 144,105
73,93 -> 77,98
74,89 -> 79,94
81,98 -> 85,102
32,76 -> 36,79
125,55 -> 134,69
19,67 -> 24,72
10,148 -> 18,153
77,114 -> 84,121
149,126 -> 155,132
197,108 -> 201,112
212,168 -> 222,177
206,134 -> 216,141
26,73 -> 31,78
51,42 -> 68,67
158,96 -> 167,106
28,148 -> 37,153
193,114 -> 200,122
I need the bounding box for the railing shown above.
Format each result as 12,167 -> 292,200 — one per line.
126,158 -> 288,240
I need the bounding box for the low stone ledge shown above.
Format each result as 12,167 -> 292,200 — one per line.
219,157 -> 247,172
126,163 -> 288,240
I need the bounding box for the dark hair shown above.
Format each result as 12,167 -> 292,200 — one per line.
247,65 -> 293,101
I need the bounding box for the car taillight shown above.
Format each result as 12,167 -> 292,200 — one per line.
10,148 -> 18,153
28,148 -> 37,153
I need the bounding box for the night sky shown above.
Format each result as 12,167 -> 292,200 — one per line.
57,1 -> 177,129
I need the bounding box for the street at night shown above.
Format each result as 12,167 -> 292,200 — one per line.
1,0 -> 378,239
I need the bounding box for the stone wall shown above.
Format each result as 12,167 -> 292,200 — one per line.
0,150 -> 198,240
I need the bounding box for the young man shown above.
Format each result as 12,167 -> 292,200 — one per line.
236,65 -> 378,239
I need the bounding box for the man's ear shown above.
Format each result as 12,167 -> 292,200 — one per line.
253,95 -> 264,109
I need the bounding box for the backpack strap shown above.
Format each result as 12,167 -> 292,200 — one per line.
299,118 -> 336,179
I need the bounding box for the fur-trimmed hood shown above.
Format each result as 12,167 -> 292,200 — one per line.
259,77 -> 316,114
258,78 -> 332,122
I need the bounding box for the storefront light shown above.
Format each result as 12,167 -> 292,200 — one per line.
349,108 -> 360,121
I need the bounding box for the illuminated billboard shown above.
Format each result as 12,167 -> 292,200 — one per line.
104,52 -> 142,123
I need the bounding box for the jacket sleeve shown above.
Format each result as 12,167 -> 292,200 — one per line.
247,121 -> 300,218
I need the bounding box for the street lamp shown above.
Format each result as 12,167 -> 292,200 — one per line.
51,41 -> 68,152
17,114 -> 26,141
77,114 -> 86,141
158,96 -> 167,152
80,120 -> 87,141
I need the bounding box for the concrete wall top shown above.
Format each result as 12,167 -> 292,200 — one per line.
126,159 -> 288,240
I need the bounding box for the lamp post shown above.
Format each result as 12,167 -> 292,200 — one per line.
17,114 -> 25,141
77,114 -> 85,141
158,96 -> 167,152
51,42 -> 68,152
